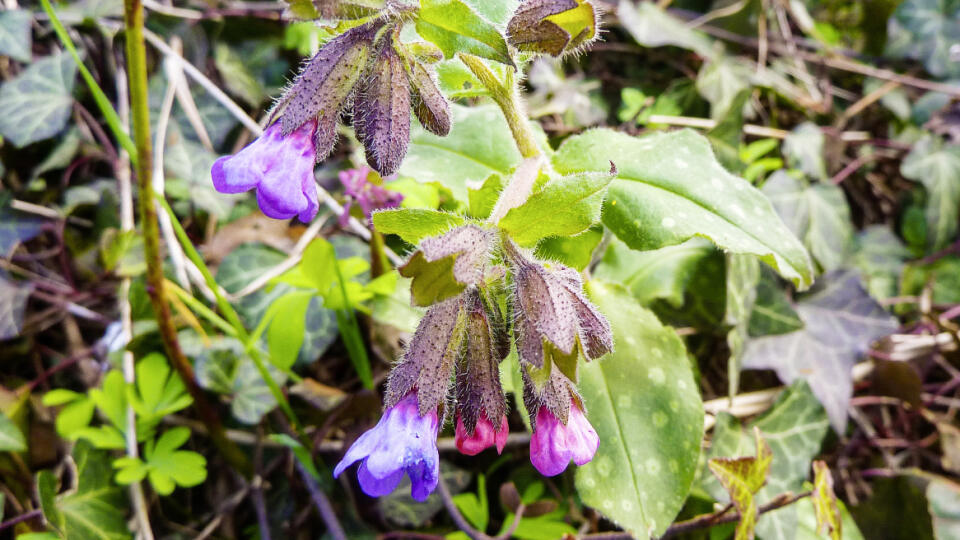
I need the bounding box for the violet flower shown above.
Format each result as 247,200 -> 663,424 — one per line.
333,392 -> 440,501
455,412 -> 508,456
529,398 -> 599,476
338,166 -> 403,226
212,119 -> 319,223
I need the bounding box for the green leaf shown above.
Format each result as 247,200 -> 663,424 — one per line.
703,382 -> 830,540
0,194 -> 45,253
39,440 -> 130,539
0,9 -> 32,63
53,397 -> 96,440
0,274 -> 33,340
811,461 -> 842,540
743,272 -> 896,432
575,280 -> 704,537
747,269 -> 804,337
534,225 -> 603,271
708,429 -> 773,540
399,250 -> 465,306
0,52 -> 76,147
129,353 -> 192,427
901,135 -> 960,250
213,43 -> 265,107
696,56 -> 753,121
725,253 -> 760,398
783,123 -> 828,182
499,169 -> 614,247
143,427 -> 207,495
617,0 -> 717,59
553,128 -> 814,289
416,0 -> 513,66
851,226 -> 910,301
400,104 -> 544,201
372,208 -> 466,244
795,493 -> 864,540
927,478 -> 960,540
0,410 -> 25,451
886,0 -> 960,78
267,291 -> 313,371
595,237 -> 715,307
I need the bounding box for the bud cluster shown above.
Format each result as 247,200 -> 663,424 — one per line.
336,225 -> 612,500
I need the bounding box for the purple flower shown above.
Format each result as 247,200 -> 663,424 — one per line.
455,412 -> 508,456
529,398 -> 599,476
212,119 -> 319,223
338,166 -> 403,226
333,392 -> 440,501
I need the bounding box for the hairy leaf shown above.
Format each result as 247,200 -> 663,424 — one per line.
416,0 -> 513,66
372,208 -> 466,244
553,128 -> 814,289
575,281 -> 703,538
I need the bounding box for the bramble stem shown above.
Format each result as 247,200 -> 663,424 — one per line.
122,0 -> 251,477
458,54 -> 541,159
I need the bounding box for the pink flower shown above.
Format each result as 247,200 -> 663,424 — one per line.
333,392 -> 439,501
455,412 -> 509,456
338,166 -> 403,226
529,399 -> 599,476
212,120 -> 319,223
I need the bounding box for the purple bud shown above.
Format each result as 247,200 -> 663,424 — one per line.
456,412 -> 508,455
529,397 -> 598,476
338,166 -> 403,226
455,289 -> 508,441
407,60 -> 451,137
355,44 -> 411,176
333,392 -> 440,501
211,119 -> 319,222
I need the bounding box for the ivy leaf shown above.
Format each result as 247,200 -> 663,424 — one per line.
763,171 -> 854,272
499,168 -> 615,247
399,104 -> 545,201
851,226 -> 910,301
696,56 -> 753,121
0,410 -> 25,451
725,253 -> 761,397
617,0 -> 717,59
900,135 -> 960,250
552,128 -> 814,289
575,280 -> 704,538
141,427 -> 207,495
886,0 -> 960,78
1,191 -> 45,255
783,123 -> 828,182
811,461 -> 842,540
708,429 -> 774,540
0,274 -> 32,341
416,0 -> 513,66
0,52 -> 76,147
38,440 -> 130,539
372,208 -> 466,245
0,9 -> 32,63
742,272 -> 897,432
927,478 -> 960,540
703,382 -> 830,540
747,269 -> 804,337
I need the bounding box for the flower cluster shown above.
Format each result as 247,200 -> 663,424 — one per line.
211,16 -> 449,223
335,227 -> 612,500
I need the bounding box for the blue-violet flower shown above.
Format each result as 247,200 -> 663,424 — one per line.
212,119 -> 319,223
333,392 -> 440,501
529,398 -> 599,476
338,166 -> 403,226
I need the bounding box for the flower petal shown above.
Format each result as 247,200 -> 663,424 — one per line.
357,460 -> 404,497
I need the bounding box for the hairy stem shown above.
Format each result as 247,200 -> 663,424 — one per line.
458,54 -> 540,159
122,0 -> 251,477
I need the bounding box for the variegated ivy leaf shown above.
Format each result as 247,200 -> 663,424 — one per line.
742,271 -> 898,432
708,428 -> 774,540
0,52 -> 76,147
900,135 -> 960,250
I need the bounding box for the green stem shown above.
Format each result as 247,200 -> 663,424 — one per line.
41,0 -> 137,162
122,0 -> 251,477
458,54 -> 541,159
156,196 -> 305,434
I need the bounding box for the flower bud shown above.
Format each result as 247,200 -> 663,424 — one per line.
355,43 -> 411,176
456,412 -> 508,455
407,60 -> 451,136
521,368 -> 598,476
279,23 -> 376,160
507,239 -> 612,368
454,289 -> 509,454
507,0 -> 599,57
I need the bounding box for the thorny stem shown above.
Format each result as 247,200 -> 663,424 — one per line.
458,53 -> 541,159
122,0 -> 251,477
